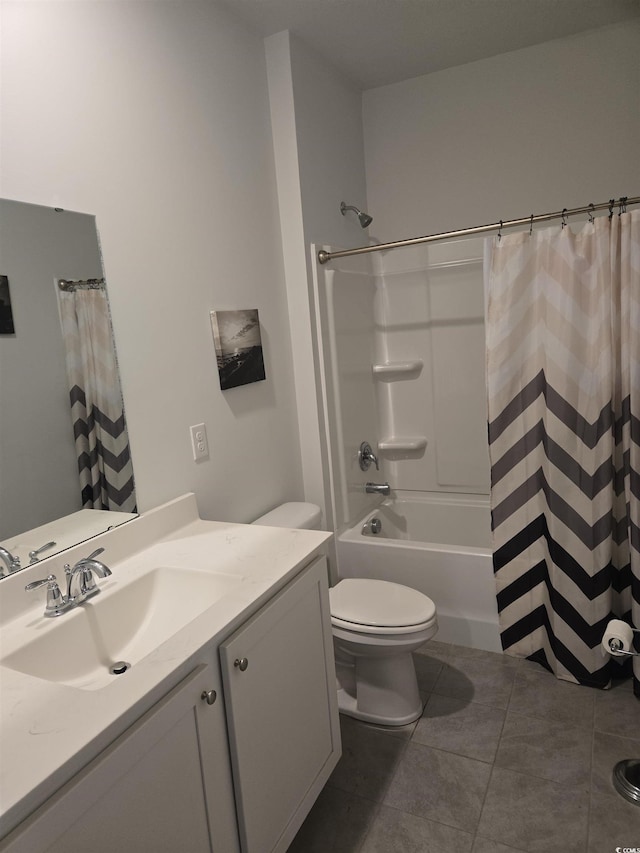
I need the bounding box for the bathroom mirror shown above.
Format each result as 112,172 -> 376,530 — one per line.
0,199 -> 137,577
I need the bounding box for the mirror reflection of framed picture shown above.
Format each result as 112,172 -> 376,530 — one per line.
210,309 -> 266,390
0,275 -> 15,334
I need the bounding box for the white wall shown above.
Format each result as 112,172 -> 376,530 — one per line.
363,21 -> 640,496
363,22 -> 640,239
1,1 -> 303,523
265,31 -> 369,529
6,5 -> 635,537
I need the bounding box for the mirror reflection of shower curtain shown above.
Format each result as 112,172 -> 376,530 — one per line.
486,210 -> 640,695
58,285 -> 136,513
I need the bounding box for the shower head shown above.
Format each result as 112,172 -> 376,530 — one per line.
340,201 -> 373,229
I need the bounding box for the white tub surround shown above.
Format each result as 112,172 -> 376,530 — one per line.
0,494 -> 336,851
337,492 -> 500,652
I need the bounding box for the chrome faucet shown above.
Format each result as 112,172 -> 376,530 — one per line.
0,546 -> 21,577
365,482 -> 391,496
25,548 -> 112,617
65,548 -> 112,602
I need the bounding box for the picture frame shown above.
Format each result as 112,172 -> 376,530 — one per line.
210,309 -> 266,390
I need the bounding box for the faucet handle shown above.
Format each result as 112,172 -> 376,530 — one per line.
80,547 -> 105,563
29,541 -> 57,563
25,573 -> 58,591
25,574 -> 65,616
80,548 -> 104,562
359,441 -> 380,471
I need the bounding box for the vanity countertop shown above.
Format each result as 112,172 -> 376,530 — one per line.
0,494 -> 332,840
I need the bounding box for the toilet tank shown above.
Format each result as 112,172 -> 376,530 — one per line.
252,502 -> 322,530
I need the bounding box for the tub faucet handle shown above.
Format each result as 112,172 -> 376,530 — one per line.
359,441 -> 379,471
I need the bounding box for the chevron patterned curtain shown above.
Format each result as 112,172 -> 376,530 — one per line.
486,210 -> 640,694
58,286 -> 136,514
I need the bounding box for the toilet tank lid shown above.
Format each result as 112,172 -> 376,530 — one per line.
330,579 -> 436,628
252,502 -> 322,529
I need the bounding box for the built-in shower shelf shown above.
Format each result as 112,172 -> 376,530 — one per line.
372,360 -> 423,377
378,436 -> 428,452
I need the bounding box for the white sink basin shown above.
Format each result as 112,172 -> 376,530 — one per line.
1,567 -> 242,690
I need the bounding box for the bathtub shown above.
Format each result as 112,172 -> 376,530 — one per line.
335,492 -> 501,652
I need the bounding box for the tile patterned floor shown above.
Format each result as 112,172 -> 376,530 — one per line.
287,641 -> 640,853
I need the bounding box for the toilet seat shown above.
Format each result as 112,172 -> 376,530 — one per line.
330,579 -> 436,636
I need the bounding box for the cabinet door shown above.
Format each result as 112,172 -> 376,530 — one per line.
220,556 -> 340,853
2,663 -> 240,853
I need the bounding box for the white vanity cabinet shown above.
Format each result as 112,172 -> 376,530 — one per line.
221,555 -> 340,853
0,661 -> 239,853
0,553 -> 340,853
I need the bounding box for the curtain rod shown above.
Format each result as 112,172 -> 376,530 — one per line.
317,195 -> 639,265
58,278 -> 105,292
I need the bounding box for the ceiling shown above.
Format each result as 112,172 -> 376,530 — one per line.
217,0 -> 640,89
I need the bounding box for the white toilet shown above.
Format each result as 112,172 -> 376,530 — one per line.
252,502 -> 438,727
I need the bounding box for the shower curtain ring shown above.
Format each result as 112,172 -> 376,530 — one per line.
497,220 -> 503,241
609,199 -> 615,219
529,214 -> 534,236
561,209 -> 568,229
619,196 -> 628,215
588,203 -> 595,224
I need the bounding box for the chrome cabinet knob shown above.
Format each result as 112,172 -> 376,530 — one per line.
201,689 -> 217,705
234,657 -> 249,672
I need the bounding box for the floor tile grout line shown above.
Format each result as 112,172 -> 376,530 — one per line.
469,663 -> 517,849
353,799 -> 383,853
585,725 -> 596,852
405,693 -> 504,847
297,652 -> 639,853
370,799 -> 477,847
406,737 -> 501,768
351,734 -> 413,853
376,732 -> 411,804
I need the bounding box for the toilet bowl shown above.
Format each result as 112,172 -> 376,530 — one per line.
330,578 -> 437,726
252,502 -> 438,726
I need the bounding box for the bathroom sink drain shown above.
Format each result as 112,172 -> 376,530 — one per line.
109,661 -> 131,676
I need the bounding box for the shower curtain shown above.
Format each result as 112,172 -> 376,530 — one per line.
58,286 -> 136,513
486,210 -> 640,695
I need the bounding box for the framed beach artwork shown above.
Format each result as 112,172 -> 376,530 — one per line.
210,309 -> 266,390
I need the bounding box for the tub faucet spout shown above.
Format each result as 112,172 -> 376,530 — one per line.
365,482 -> 391,496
